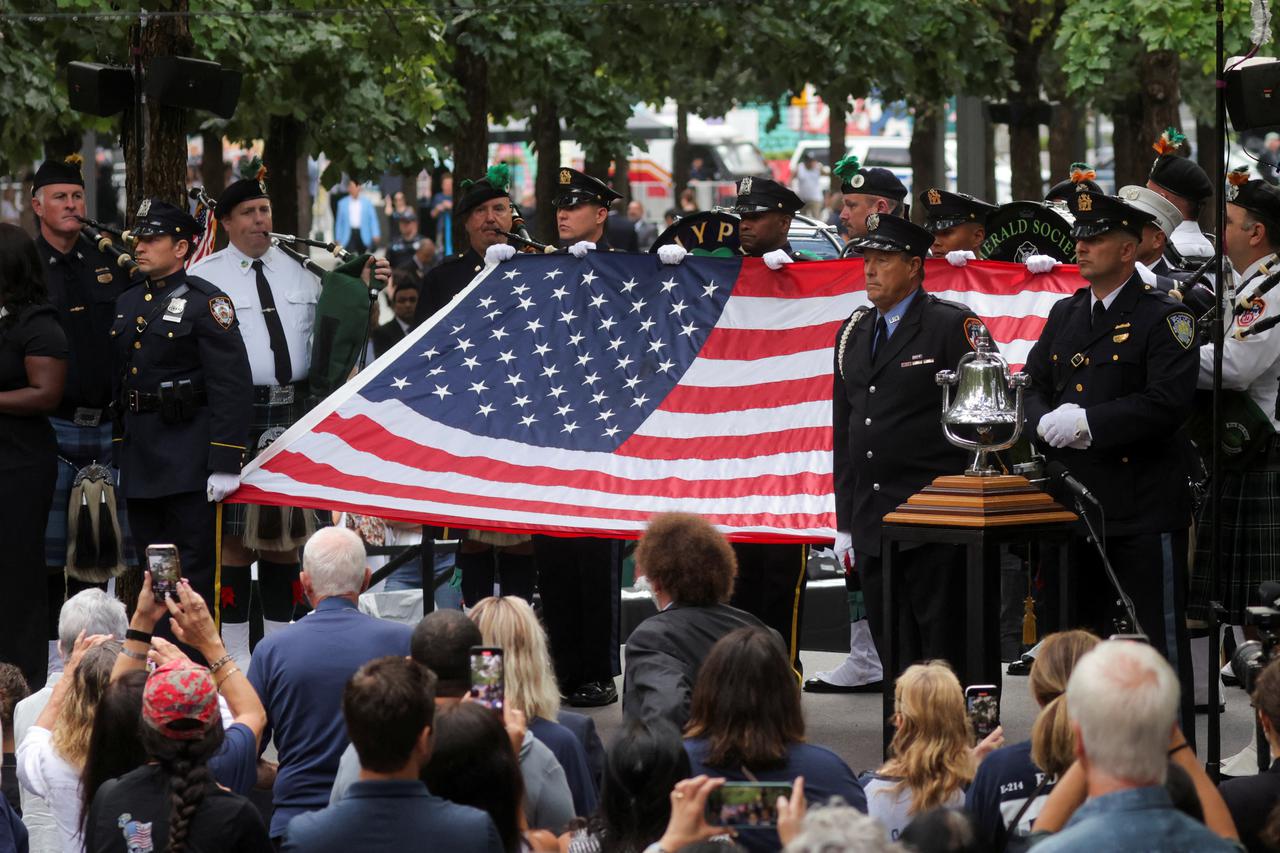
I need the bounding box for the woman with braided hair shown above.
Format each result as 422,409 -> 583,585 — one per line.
82,659 -> 269,853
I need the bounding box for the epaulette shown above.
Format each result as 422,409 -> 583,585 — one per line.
183,274 -> 223,296
837,307 -> 871,380
931,295 -> 974,313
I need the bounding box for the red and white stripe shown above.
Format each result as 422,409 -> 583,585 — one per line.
234,256 -> 1083,542
186,205 -> 218,268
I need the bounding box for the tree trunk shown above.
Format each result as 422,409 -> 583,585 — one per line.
264,114 -> 304,237
1111,96 -> 1147,190
583,150 -> 610,183
614,156 -> 631,207
125,3 -> 193,216
1196,119 -> 1219,234
909,102 -> 944,223
828,96 -> 847,196
1141,50 -> 1181,162
984,119 -> 998,203
1009,123 -> 1043,201
673,102 -> 691,199
531,98 -> 561,244
1049,98 -> 1086,184
200,130 -> 225,198
451,38 -> 489,250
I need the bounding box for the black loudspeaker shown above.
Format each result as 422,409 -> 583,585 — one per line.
67,62 -> 134,117
211,68 -> 243,120
144,56 -> 222,111
1227,59 -> 1280,132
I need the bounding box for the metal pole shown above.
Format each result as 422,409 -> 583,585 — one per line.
1206,0 -> 1226,783
130,11 -> 146,204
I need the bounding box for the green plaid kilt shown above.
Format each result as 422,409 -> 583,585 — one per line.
1189,469 -> 1280,623
223,393 -> 307,536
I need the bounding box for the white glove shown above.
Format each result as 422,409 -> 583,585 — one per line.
657,244 -> 688,265
568,240 -> 596,258
762,248 -> 794,270
1036,403 -> 1087,449
1025,254 -> 1060,274
207,472 -> 241,503
833,531 -> 854,570
484,243 -> 517,264
946,250 -> 975,267
1066,413 -> 1092,450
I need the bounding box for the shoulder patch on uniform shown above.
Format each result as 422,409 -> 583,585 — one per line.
1168,311 -> 1195,349
963,316 -> 989,351
209,296 -> 235,330
1237,298 -> 1265,329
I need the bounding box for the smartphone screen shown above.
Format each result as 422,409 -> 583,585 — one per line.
705,782 -> 793,829
469,646 -> 504,713
146,544 -> 182,604
965,684 -> 1000,742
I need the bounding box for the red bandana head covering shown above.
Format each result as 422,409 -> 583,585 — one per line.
142,659 -> 218,739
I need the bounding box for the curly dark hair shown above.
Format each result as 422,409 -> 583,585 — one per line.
0,662 -> 29,732
0,222 -> 50,320
634,512 -> 737,606
139,719 -> 226,853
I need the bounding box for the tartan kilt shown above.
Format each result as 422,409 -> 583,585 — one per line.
223,394 -> 307,536
1188,469 -> 1280,623
45,418 -> 135,568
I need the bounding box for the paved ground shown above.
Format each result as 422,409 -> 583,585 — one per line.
577,647 -> 1263,780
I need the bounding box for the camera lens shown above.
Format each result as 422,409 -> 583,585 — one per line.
1231,640 -> 1266,689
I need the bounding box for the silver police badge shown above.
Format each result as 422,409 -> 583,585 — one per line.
166,297 -> 187,316
1119,186 -> 1140,201
136,198 -> 151,218
851,174 -> 865,188
740,177 -> 752,196
866,213 -> 880,231
1227,182 -> 1240,202
1168,312 -> 1195,349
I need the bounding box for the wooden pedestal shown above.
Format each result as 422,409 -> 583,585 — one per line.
881,474 -> 1077,527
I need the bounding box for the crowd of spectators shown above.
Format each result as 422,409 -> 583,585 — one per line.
0,511 -> 1275,853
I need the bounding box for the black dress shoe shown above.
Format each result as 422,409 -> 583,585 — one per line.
803,677 -> 883,694
568,680 -> 618,707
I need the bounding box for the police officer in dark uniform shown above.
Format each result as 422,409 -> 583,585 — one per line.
111,200 -> 252,643
533,167 -> 628,706
731,176 -> 817,263
412,168 -> 515,325
919,188 -> 997,259
1023,190 -> 1199,739
385,209 -> 423,270
833,157 -> 909,244
29,156 -> 138,626
833,213 -> 984,686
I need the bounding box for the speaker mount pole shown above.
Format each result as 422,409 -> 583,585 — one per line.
130,10 -> 147,206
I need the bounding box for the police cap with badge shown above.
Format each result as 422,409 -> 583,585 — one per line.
1066,191 -> 1155,239
32,154 -> 86,193
456,163 -> 513,219
218,158 -> 269,215
1148,127 -> 1212,205
552,168 -> 621,209
849,212 -> 934,258
919,188 -> 997,233
1226,168 -> 1280,222
832,155 -> 908,201
730,176 -> 803,215
1045,163 -> 1101,203
1117,185 -> 1181,238
131,199 -> 203,242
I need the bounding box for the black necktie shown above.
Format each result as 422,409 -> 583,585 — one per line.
252,259 -> 293,386
1091,300 -> 1106,333
872,315 -> 889,357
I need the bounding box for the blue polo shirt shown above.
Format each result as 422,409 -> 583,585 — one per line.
247,597 -> 412,837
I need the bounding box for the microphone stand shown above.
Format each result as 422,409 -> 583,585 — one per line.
1068,493 -> 1144,638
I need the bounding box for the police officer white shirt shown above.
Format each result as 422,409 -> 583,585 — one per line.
1198,252 -> 1280,428
1172,219 -> 1215,260
189,243 -> 319,386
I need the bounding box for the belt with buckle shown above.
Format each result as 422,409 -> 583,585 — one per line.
124,388 -> 209,413
253,382 -> 304,406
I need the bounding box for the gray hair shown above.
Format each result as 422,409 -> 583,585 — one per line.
302,526 -> 368,599
58,588 -> 128,658
784,800 -> 902,853
1066,640 -> 1179,785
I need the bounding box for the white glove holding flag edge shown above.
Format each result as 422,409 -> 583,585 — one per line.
762,248 -> 794,270
657,244 -> 688,265
485,244 -> 517,264
1025,254 -> 1059,274
568,240 -> 596,258
207,472 -> 240,503
946,250 -> 976,267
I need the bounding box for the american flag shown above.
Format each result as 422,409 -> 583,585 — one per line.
232,255 -> 1082,542
186,200 -> 218,268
